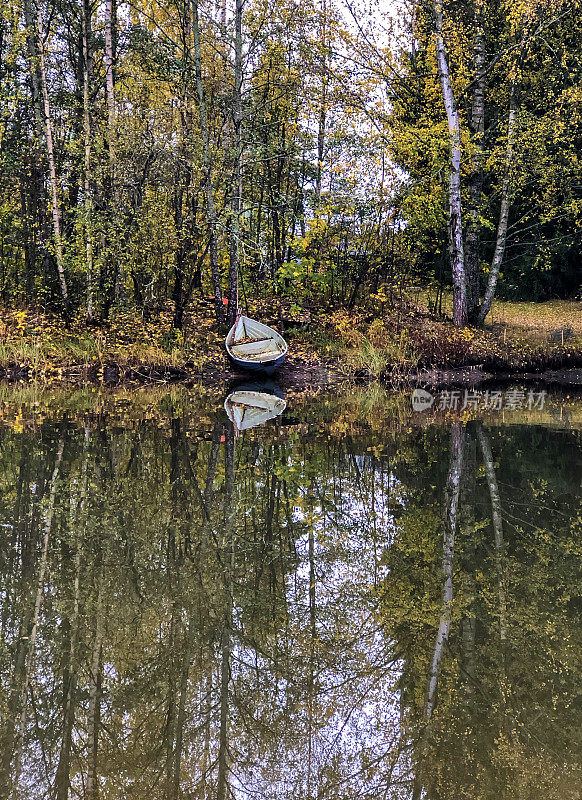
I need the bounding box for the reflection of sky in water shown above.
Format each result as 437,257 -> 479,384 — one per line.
229,467 -> 411,798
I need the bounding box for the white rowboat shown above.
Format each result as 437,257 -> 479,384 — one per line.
225,315 -> 287,374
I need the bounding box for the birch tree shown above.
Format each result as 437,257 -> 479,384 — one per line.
432,0 -> 467,326
400,0 -> 576,325
104,0 -> 116,181
465,0 -> 486,323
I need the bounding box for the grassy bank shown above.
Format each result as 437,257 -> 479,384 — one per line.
295,296 -> 582,380
432,293 -> 582,342
0,296 -> 581,386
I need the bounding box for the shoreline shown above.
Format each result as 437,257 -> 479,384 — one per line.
1,356 -> 582,393
1,301 -> 582,393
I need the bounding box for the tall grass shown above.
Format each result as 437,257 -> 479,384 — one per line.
345,330 -> 418,378
0,338 -> 44,369
0,333 -> 103,369
0,329 -> 187,370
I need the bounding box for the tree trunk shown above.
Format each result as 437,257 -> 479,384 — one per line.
101,0 -> 118,316
477,82 -> 518,323
172,175 -> 188,331
34,1 -> 69,314
20,1 -> 44,301
465,0 -> 486,323
82,0 -> 94,321
227,0 -> 244,328
104,0 -> 116,178
192,0 -> 224,326
315,93 -> 327,208
23,0 -> 43,136
433,0 -> 467,326
314,0 -> 328,207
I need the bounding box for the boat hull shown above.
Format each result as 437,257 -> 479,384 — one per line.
228,352 -> 286,375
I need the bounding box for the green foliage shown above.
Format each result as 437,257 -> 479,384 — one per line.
389,0 -> 582,302
0,0 -> 581,343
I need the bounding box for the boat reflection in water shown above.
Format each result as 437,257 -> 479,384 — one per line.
224,381 -> 286,432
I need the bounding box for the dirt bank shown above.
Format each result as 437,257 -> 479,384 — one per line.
3,356 -> 582,396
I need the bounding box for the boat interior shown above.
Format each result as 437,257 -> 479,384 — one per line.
228,317 -> 286,362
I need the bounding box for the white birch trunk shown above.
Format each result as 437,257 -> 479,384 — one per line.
434,0 -> 467,326
314,0 -> 328,207
466,0 -> 486,322
104,0 -> 116,175
478,82 -> 518,323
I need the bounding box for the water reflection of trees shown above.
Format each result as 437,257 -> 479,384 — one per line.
0,414 -> 401,799
0,414 -> 580,799
387,422 -> 582,800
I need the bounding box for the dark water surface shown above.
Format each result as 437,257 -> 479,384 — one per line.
0,386 -> 580,799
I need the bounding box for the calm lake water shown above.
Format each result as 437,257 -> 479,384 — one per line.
0,385 -> 580,799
